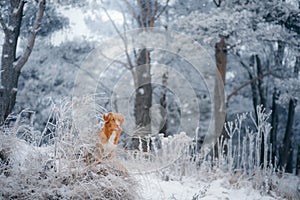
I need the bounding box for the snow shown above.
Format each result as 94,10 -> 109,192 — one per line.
1,111 -> 299,200
50,2 -> 125,46
136,174 -> 277,200
100,10 -> 124,24
51,7 -> 91,46
7,25 -> 14,31
139,88 -> 145,95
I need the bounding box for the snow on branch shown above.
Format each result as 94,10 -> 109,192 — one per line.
0,14 -> 8,34
15,0 -> 46,72
13,0 -> 26,17
154,0 -> 170,21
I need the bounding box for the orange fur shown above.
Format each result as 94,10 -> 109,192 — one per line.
98,112 -> 124,157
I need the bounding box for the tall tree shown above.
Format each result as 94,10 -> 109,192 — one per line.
0,0 -> 46,124
176,0 -> 300,170
119,0 -> 169,150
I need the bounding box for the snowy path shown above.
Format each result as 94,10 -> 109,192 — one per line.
135,174 -> 279,200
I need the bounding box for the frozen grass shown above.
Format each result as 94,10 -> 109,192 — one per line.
119,105 -> 300,199
1,103 -> 299,199
0,101 -> 138,200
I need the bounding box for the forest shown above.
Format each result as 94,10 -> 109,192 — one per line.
0,0 -> 299,199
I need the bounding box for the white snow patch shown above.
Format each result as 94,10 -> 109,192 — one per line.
51,7 -> 92,45
139,88 -> 145,95
226,71 -> 235,81
136,174 -> 279,200
100,10 -> 124,24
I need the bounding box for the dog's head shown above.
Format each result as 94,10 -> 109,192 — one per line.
103,112 -> 124,131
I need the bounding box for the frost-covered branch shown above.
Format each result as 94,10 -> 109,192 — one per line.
0,15 -> 8,34
14,0 -> 26,17
102,7 -> 134,69
123,0 -> 138,23
154,0 -> 169,20
213,0 -> 223,7
227,71 -> 272,102
15,0 -> 46,72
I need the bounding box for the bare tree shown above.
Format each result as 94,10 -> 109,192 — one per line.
0,0 -> 46,124
120,0 -> 169,150
279,56 -> 299,173
214,36 -> 227,158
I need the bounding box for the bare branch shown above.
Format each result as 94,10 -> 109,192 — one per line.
227,71 -> 272,103
0,15 -> 8,34
14,0 -> 26,17
103,7 -> 134,69
155,0 -> 170,20
149,0 -> 158,27
15,0 -> 46,72
137,0 -> 144,27
213,0 -> 222,7
123,0 -> 139,22
98,49 -> 130,69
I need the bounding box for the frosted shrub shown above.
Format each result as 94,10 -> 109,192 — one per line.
0,101 -> 138,200
218,105 -> 273,176
119,132 -> 194,179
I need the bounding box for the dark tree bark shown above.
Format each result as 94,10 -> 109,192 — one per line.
213,0 -> 223,7
294,56 -> 300,76
297,145 -> 300,175
246,54 -> 268,167
256,55 -> 267,110
278,56 -> 299,173
160,72 -> 168,135
128,0 -> 158,150
255,55 -> 268,167
0,0 -> 46,124
248,55 -> 259,121
270,88 -> 279,165
270,41 -> 285,166
130,48 -> 153,151
279,98 -> 296,172
213,36 -> 227,158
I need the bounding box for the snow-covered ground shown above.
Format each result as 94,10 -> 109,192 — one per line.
1,113 -> 299,200
136,173 -> 279,200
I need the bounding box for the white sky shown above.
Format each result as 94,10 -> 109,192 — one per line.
50,6 -> 124,46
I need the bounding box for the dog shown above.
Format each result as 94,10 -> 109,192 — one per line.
98,112 -> 124,158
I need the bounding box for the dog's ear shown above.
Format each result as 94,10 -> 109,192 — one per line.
103,113 -> 109,122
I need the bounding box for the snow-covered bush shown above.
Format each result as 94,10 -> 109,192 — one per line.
14,39 -> 93,131
0,101 -> 139,200
122,105 -> 299,199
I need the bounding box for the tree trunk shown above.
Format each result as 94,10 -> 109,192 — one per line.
0,0 -> 24,124
270,88 -> 279,165
295,56 -> 300,76
248,54 -> 267,167
256,55 -> 267,109
270,41 -> 285,166
160,72 -> 168,135
0,0 -> 45,125
248,55 -> 259,122
129,0 -> 158,150
256,55 -> 267,168
214,36 -> 227,158
297,145 -> 300,175
279,98 -> 296,173
130,48 -> 152,151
